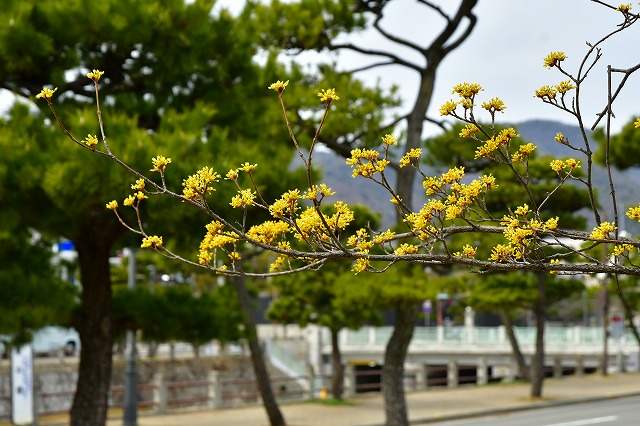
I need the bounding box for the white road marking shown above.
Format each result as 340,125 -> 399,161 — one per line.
542,416 -> 618,426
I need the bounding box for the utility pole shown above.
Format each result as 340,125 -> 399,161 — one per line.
123,248 -> 138,425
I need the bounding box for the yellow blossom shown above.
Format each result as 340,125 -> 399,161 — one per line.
123,195 -> 136,207
131,179 -> 145,191
480,174 -> 497,190
514,204 -> 530,217
141,235 -> 163,249
382,134 -> 397,145
269,189 -> 301,218
550,159 -> 565,172
35,86 -> 58,101
239,162 -> 258,173
228,251 -> 241,261
617,3 -> 632,12
373,229 -> 395,244
543,51 -> 568,69
634,118 -> 640,128
627,205 -> 640,221
399,148 -> 422,167
535,85 -> 557,100
394,243 -> 419,255
556,80 -> 576,93
481,97 -> 506,114
462,244 -> 477,258
150,155 -> 172,173
440,166 -> 465,184
135,191 -> 147,200
268,80 -> 289,93
318,88 -> 340,103
439,100 -> 457,116
226,168 -> 239,180
550,258 -> 560,274
589,222 -> 617,240
83,134 -> 99,147
270,256 -> 287,272
106,200 -> 118,210
459,124 -> 479,138
555,132 -> 566,143
518,143 -> 537,156
489,244 -> 515,262
247,221 -> 290,245
544,217 -> 559,230
351,258 -> 369,273
613,244 -> 634,256
86,69 -> 104,82
390,196 -> 402,205
230,189 -> 256,208
182,167 -> 220,200
452,82 -> 483,99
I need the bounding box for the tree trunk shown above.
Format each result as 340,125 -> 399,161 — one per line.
232,276 -> 286,426
499,309 -> 529,381
530,272 -> 546,398
383,304 -> 419,426
330,328 -> 344,399
70,241 -> 115,426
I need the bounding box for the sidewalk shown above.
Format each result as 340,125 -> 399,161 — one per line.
103,373 -> 640,426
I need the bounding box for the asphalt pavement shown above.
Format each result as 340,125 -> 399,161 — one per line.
98,372 -> 640,426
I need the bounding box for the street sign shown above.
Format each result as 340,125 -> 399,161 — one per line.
609,313 -> 625,339
11,345 -> 34,425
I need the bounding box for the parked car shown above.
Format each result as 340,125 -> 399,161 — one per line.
1,326 -> 80,357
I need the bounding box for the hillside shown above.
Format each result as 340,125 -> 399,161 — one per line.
312,119 -> 640,234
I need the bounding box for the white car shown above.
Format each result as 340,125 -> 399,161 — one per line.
1,326 -> 80,357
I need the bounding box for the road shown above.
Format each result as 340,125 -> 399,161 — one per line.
433,395 -> 640,426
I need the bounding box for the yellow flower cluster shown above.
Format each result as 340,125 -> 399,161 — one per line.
512,143 -> 537,162
481,97 -> 506,114
613,244 -> 634,256
589,222 -> 617,240
294,202 -> 354,242
496,206 -> 560,261
131,178 -> 145,191
459,124 -> 479,138
555,132 -> 566,143
123,191 -> 147,207
627,205 -> 640,221
150,155 -> 172,173
489,244 -> 517,262
452,82 -> 483,99
346,148 -> 388,178
382,134 -> 397,146
454,244 -> 477,258
617,3 -> 632,12
549,258 -> 560,274
87,69 -> 104,82
247,221 -> 290,245
399,148 -> 422,168
35,86 -> 57,101
106,200 -> 118,210
269,189 -> 301,219
556,80 -> 576,93
83,134 -> 98,148
268,80 -> 289,93
198,220 -> 238,265
372,229 -> 395,244
182,167 -> 220,201
230,189 -> 256,208
543,51 -> 568,69
141,235 -> 163,249
404,200 -> 444,237
634,118 -> 640,128
318,88 -> 340,103
304,184 -> 335,201
394,243 -> 419,255
439,100 -> 458,116
352,258 -> 369,273
474,128 -> 519,159
550,158 -> 581,173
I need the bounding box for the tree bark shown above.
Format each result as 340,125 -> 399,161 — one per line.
499,309 -> 530,381
383,304 -> 419,426
232,276 -> 286,426
330,328 -> 344,399
70,239 -> 115,426
530,272 -> 547,398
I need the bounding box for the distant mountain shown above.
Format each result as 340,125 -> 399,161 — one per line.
312,119 -> 640,234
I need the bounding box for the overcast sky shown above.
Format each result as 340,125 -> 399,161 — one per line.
219,0 -> 639,136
